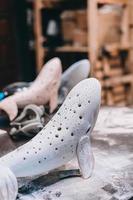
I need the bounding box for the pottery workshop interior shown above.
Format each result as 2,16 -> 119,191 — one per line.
0,0 -> 133,200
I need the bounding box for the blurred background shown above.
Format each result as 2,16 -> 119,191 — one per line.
0,0 -> 133,106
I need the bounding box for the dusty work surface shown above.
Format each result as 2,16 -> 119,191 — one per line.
0,107 -> 133,200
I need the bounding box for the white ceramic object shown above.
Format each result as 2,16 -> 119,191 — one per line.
0,78 -> 101,200
59,59 -> 90,104
0,57 -> 62,121
61,59 -> 90,91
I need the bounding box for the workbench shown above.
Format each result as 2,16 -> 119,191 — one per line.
0,107 -> 133,200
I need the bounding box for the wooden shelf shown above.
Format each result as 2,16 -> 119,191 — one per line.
104,43 -> 133,51
42,43 -> 132,54
33,0 -> 133,105
55,46 -> 89,53
44,46 -> 89,53
97,0 -> 128,4
33,0 -> 132,71
40,0 -> 60,9
104,74 -> 133,87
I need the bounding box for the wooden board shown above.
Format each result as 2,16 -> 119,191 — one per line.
88,0 -> 98,75
104,74 -> 133,87
98,0 -> 128,4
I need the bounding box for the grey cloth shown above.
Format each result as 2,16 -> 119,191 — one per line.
9,104 -> 45,139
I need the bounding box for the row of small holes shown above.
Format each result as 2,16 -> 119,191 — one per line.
23,142 -> 74,161
24,98 -> 91,162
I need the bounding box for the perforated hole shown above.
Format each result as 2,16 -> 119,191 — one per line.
55,148 -> 58,151
66,127 -> 69,130
23,157 -> 26,160
86,126 -> 91,134
78,104 -> 81,107
61,139 -> 64,142
44,157 -> 46,160
73,110 -> 76,113
55,134 -> 59,138
58,127 -> 61,131
88,100 -> 90,103
79,116 -> 83,119
71,133 -> 74,136
38,161 -> 41,164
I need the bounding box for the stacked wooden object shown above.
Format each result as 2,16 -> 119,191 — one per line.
61,10 -> 88,46
61,6 -> 122,47
94,50 -> 133,106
